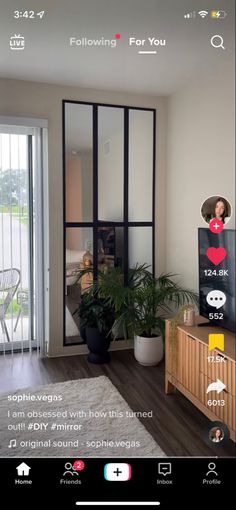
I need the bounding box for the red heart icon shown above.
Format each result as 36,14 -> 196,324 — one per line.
206,247 -> 227,266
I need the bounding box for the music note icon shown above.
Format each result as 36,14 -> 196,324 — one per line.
8,439 -> 17,448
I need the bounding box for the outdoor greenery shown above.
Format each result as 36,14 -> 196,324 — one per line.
0,169 -> 27,207
0,169 -> 28,225
0,205 -> 28,225
0,298 -> 20,317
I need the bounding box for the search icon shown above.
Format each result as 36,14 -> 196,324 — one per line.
211,35 -> 225,49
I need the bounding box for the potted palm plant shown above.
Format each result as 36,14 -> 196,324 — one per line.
132,274 -> 198,365
96,264 -> 198,366
77,290 -> 115,364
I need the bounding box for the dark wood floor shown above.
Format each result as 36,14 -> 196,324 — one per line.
0,350 -> 235,457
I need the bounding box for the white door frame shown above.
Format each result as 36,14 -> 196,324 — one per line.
0,116 -> 49,355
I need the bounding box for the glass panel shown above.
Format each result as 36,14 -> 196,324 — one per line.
129,227 -> 152,271
0,133 -> 34,348
97,226 -> 124,271
128,110 -> 153,221
65,227 -> 93,344
65,103 -> 93,222
98,107 -> 124,221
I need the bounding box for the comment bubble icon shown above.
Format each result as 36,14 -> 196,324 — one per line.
206,290 -> 226,309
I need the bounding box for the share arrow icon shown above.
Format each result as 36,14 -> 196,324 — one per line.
206,379 -> 226,394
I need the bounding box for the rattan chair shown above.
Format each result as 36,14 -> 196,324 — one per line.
0,268 -> 20,342
14,289 -> 29,332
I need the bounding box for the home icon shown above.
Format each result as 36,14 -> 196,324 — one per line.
16,462 -> 31,476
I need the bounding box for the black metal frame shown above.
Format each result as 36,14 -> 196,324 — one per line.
62,100 -> 156,346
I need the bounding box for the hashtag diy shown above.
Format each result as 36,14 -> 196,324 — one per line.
28,423 -> 49,430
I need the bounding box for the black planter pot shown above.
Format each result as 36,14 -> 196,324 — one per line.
86,327 -> 111,364
79,326 -> 87,344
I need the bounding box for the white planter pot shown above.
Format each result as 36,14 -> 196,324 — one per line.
134,334 -> 163,366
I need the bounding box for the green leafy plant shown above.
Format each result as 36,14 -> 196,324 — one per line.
90,264 -> 198,340
76,289 -> 115,335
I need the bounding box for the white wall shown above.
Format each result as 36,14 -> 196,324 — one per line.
0,78 -> 167,356
166,62 -> 235,292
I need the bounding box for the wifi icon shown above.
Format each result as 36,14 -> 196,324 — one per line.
198,10 -> 208,18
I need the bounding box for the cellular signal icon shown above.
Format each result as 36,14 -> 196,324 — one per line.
184,11 -> 196,19
198,10 -> 208,18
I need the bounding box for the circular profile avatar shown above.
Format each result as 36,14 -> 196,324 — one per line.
201,196 -> 232,225
209,426 -> 224,443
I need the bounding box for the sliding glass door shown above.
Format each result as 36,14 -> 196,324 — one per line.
63,101 -> 156,346
0,124 -> 46,353
0,131 -> 35,350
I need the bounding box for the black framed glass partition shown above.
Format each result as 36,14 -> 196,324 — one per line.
63,100 -> 156,345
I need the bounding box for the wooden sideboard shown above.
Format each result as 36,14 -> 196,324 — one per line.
165,317 -> 236,442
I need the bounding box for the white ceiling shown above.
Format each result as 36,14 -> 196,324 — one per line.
0,0 -> 234,95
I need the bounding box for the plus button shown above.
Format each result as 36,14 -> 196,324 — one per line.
209,218 -> 223,234
113,468 -> 123,477
104,463 -> 132,481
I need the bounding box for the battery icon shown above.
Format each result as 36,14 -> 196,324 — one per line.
211,10 -> 227,19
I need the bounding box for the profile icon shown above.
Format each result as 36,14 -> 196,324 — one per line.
201,196 -> 232,225
206,462 -> 218,476
204,420 -> 229,447
209,426 -> 224,443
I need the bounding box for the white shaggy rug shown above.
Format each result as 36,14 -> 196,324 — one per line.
0,376 -> 165,457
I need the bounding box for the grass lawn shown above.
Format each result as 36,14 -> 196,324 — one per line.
0,206 -> 28,225
0,299 -> 20,318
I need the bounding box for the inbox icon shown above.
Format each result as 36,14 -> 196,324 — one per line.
158,463 -> 172,476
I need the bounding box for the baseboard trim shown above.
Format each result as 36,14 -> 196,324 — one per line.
46,339 -> 134,358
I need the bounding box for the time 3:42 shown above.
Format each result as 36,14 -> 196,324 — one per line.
14,11 -> 45,19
